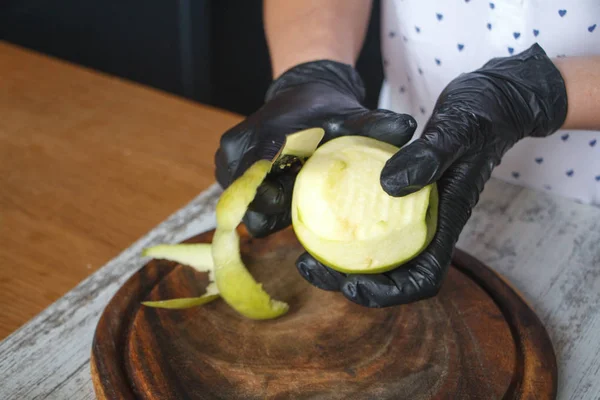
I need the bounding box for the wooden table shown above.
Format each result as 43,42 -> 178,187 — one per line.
0,41 -> 241,339
1,41 -> 600,400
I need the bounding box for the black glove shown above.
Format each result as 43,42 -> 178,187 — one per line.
297,43 -> 568,307
215,60 -> 417,238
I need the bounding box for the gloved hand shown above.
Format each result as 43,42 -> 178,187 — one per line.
297,43 -> 568,307
215,60 -> 417,238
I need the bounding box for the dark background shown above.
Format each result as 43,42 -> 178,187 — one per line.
1,0 -> 384,117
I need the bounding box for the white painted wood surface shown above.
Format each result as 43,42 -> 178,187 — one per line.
1,179 -> 599,400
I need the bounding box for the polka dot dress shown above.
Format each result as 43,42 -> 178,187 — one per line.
378,0 -> 600,206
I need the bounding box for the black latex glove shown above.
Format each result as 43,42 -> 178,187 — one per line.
297,43 -> 568,307
215,60 -> 417,238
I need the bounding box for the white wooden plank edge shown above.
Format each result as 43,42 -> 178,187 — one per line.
456,180 -> 600,400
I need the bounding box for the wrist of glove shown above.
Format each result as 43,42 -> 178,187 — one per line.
296,43 -> 568,308
214,59 -> 417,238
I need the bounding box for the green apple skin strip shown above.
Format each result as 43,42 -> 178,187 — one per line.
142,295 -> 219,309
212,160 -> 289,319
142,244 -> 214,273
212,128 -> 325,320
141,243 -> 219,309
143,243 -> 218,296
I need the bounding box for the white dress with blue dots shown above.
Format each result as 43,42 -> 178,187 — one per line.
378,0 -> 600,206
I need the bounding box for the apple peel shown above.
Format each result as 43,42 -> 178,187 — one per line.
142,128 -> 325,319
141,243 -> 219,309
142,295 -> 219,309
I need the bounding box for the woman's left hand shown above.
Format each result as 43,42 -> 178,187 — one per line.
296,43 -> 569,307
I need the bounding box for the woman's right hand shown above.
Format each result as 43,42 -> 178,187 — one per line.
214,60 -> 418,238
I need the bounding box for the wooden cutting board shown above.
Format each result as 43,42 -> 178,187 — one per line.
90,226 -> 557,399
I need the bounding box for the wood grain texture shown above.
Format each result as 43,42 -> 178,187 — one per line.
0,41 -> 242,338
456,184 -> 600,400
1,179 -> 599,399
91,226 -> 556,399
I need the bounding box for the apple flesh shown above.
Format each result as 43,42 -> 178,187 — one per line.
291,135 -> 438,274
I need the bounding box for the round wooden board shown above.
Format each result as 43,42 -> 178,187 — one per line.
91,226 -> 557,400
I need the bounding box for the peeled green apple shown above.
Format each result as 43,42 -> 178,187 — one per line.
291,135 -> 438,274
